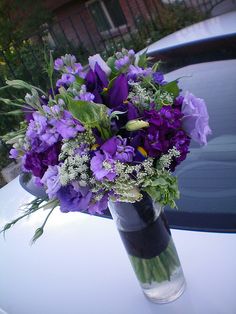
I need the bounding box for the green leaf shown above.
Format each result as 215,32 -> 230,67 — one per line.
0,97 -> 26,108
6,79 -> 32,90
107,56 -> 118,78
5,79 -> 47,96
161,80 -> 180,98
0,109 -> 23,116
68,99 -> 112,140
75,76 -> 85,85
137,49 -> 148,68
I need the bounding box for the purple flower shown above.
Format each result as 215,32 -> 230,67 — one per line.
91,151 -> 116,181
182,92 -> 212,145
40,127 -> 60,146
174,95 -> 184,108
128,49 -> 135,57
56,74 -> 75,87
26,112 -> 47,138
41,165 -> 61,199
54,58 -> 64,70
65,63 -> 86,78
107,74 -> 128,108
42,143 -> 61,167
24,152 -> 46,178
54,110 -> 84,139
127,65 -> 152,81
23,142 -> 61,178
88,193 -> 108,214
85,63 -> 109,103
74,85 -> 95,102
115,55 -> 130,70
138,107 -> 191,169
88,54 -> 111,77
101,136 -> 135,162
9,148 -> 19,159
57,185 -> 92,213
152,72 -> 166,85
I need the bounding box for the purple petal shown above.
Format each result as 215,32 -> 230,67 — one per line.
108,74 -> 128,108
101,137 -> 117,155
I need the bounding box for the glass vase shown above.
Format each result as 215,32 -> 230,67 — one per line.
108,192 -> 186,303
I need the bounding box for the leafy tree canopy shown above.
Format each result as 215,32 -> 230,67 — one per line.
0,0 -> 51,48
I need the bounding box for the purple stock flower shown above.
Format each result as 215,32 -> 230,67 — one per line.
138,107 -> 191,169
54,58 -> 64,70
54,110 -> 84,139
41,165 -> 61,199
9,148 -> 19,159
74,85 -> 95,102
24,152 -> 46,177
115,55 -> 130,70
127,65 -> 152,81
66,63 -> 86,78
181,92 -> 212,145
23,143 -> 61,178
152,72 -> 166,85
56,73 -> 75,87
57,185 -> 92,213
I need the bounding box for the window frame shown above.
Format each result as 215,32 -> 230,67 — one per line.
86,0 -> 127,35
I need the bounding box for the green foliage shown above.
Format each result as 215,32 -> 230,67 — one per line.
143,171 -> 180,208
0,0 -> 51,48
161,80 -> 180,99
68,99 -> 112,140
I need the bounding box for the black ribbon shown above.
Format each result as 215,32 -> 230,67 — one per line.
118,212 -> 171,259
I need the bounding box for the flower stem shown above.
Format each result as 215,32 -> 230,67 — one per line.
128,239 -> 180,285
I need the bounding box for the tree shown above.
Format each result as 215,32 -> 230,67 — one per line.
0,0 -> 51,49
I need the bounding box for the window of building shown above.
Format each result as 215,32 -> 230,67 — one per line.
87,0 -> 126,32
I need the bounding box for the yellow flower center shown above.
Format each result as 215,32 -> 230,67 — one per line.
137,146 -> 147,157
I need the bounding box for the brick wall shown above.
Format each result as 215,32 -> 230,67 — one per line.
44,0 -> 157,53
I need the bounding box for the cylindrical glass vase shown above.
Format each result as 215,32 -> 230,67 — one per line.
108,192 -> 186,303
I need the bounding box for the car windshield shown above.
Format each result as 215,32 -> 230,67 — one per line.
146,13 -> 236,232
163,60 -> 236,232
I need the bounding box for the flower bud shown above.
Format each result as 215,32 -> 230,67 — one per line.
125,119 -> 149,131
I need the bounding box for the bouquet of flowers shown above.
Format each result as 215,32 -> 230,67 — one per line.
1,49 -> 211,241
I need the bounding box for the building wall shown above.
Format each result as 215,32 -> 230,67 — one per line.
42,0 -> 158,53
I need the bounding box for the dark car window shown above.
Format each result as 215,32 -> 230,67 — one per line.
163,60 -> 236,232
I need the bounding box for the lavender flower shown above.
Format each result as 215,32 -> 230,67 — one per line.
54,110 -> 84,139
41,165 -> 61,199
9,148 -> 19,159
66,63 -> 86,78
57,185 -> 92,213
115,55 -> 130,70
74,85 -> 95,102
127,65 -> 152,81
56,74 -> 75,87
152,72 -> 166,85
88,193 -> 108,214
181,92 -> 212,145
54,58 -> 64,70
